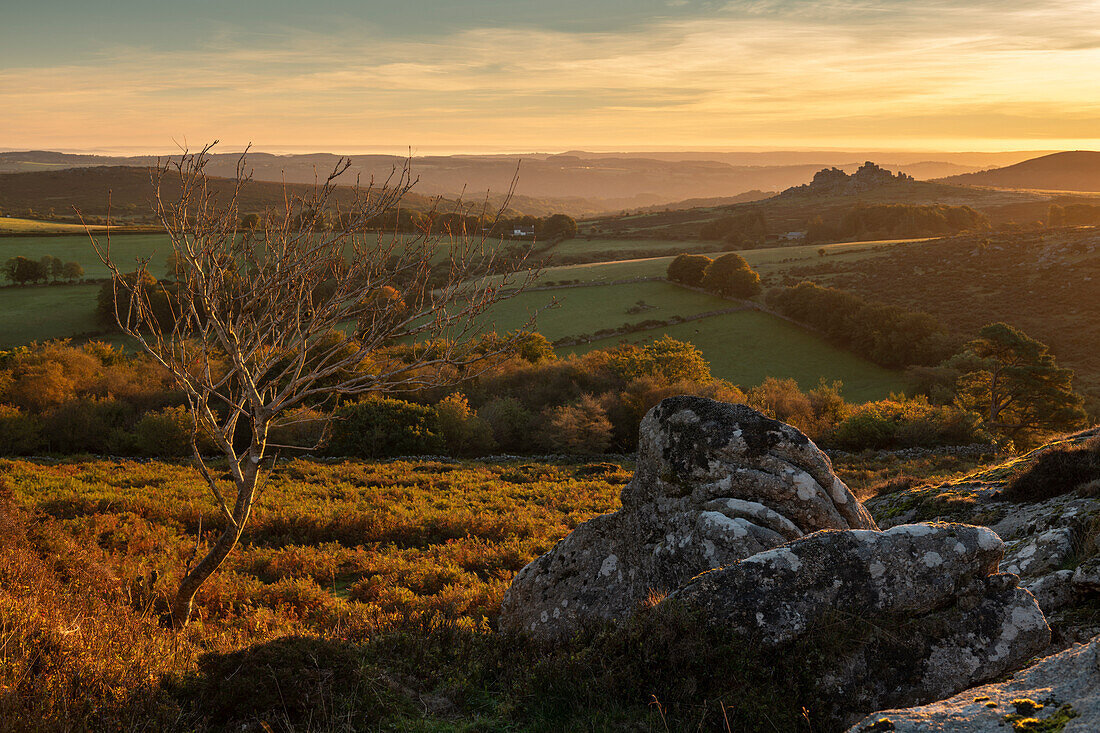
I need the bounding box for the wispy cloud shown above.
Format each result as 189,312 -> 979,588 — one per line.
2,0 -> 1099,149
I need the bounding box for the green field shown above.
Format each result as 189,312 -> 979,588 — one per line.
535,237 -> 930,284
561,309 -> 907,402
548,236 -> 698,258
0,234 -> 917,403
0,230 -> 496,283
478,280 -> 736,340
0,285 -> 103,346
0,232 -> 174,279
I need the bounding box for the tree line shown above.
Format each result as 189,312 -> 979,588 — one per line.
1048,203 -> 1100,226
765,281 -> 1085,447
805,203 -> 988,244
765,281 -> 958,369
667,252 -> 762,299
3,255 -> 85,285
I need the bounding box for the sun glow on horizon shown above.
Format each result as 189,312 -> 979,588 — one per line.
2,1 -> 1099,151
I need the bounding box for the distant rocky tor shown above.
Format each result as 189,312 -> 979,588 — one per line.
500,396 -> 1055,727
781,161 -> 915,196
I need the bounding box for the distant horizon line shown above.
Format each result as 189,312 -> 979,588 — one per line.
0,145 -> 1081,158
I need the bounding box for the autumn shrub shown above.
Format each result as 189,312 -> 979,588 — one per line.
540,394 -> 613,454
747,377 -> 817,432
40,397 -> 137,453
267,405 -> 328,451
608,336 -> 711,383
436,393 -> 497,456
325,397 -> 444,458
0,404 -> 43,455
832,397 -> 989,450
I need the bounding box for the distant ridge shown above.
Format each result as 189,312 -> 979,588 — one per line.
939,151 -> 1100,192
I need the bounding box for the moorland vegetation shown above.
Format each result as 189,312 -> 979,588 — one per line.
2,149 -> 1098,731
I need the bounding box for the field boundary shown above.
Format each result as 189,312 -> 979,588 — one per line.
552,304 -> 751,347
506,275 -> 663,294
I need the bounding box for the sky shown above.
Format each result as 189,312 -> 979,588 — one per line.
2,0 -> 1099,153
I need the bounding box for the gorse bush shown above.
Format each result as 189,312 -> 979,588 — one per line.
131,406 -> 194,458
267,405 -> 328,451
0,404 -> 41,455
41,397 -> 137,454
1,332 -> 1032,459
325,397 -> 444,458
436,393 -> 497,456
478,396 -> 534,453
746,377 -> 850,442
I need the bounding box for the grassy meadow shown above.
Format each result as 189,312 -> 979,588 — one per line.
561,309 -> 909,402
0,232 -> 174,279
0,231 -> 450,281
0,285 -> 104,347
477,280 -> 739,339
0,233 -> 916,402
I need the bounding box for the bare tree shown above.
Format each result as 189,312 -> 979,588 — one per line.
86,143 -> 540,626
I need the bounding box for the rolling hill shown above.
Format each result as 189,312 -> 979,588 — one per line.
581,162 -> 1050,240
0,166 -> 453,224
0,149 -> 1049,215
939,151 -> 1100,192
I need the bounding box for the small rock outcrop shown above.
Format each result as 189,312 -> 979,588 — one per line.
500,397 -> 876,639
671,523 -> 1049,722
501,397 -> 1055,726
866,427 -> 1100,635
848,636 -> 1100,732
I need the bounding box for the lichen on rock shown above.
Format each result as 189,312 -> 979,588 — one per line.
500,396 -> 875,639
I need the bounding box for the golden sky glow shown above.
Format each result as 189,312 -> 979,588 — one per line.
2,1 -> 1099,152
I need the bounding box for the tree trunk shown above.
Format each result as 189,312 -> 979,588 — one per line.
171,465 -> 259,627
170,522 -> 243,626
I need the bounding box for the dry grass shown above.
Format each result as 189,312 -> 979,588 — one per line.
0,451 -> 983,730
0,489 -> 191,729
